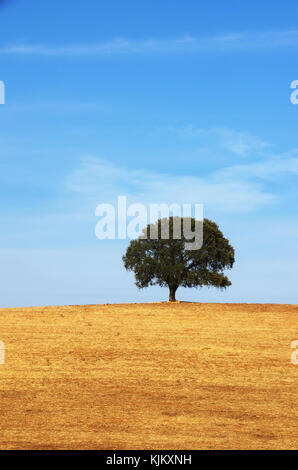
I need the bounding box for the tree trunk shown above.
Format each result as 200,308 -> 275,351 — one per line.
169,286 -> 177,302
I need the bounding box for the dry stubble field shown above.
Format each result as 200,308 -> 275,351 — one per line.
0,302 -> 297,450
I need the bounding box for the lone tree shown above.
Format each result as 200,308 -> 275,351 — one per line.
122,217 -> 235,302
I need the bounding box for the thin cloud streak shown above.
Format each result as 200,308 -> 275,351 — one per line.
217,154 -> 298,181
1,30 -> 298,56
166,125 -> 271,157
65,156 -> 275,212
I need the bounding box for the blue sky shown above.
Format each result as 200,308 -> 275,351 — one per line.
0,0 -> 298,306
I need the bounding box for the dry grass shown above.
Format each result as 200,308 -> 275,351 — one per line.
0,302 -> 297,450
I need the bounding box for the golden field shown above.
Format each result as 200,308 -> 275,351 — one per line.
0,302 -> 297,450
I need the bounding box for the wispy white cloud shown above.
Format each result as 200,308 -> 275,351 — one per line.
216,152 -> 298,181
208,128 -> 271,157
167,125 -> 271,157
1,30 -> 298,56
66,156 -> 275,212
65,124 -> 298,211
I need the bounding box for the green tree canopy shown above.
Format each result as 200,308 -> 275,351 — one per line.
122,217 -> 235,301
